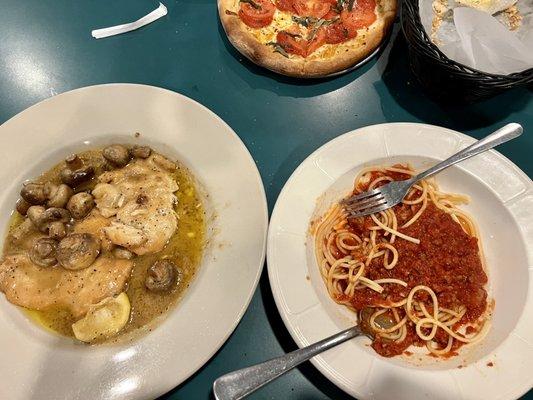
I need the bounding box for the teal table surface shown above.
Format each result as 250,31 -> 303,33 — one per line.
0,1 -> 531,399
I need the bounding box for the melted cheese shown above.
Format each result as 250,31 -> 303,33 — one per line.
229,1 -> 379,60
247,10 -> 297,43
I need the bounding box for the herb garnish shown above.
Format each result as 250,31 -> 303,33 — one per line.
225,10 -> 238,16
240,0 -> 261,10
266,42 -> 289,58
307,17 -> 339,41
292,15 -> 319,27
335,0 -> 346,12
335,0 -> 356,11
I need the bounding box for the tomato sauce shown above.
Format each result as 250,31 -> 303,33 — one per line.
338,167 -> 488,357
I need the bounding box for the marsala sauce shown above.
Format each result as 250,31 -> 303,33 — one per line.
2,148 -> 206,342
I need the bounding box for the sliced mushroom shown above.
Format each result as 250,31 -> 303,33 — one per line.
131,145 -> 152,159
27,205 -> 46,226
48,221 -> 67,240
145,260 -> 179,292
65,154 -> 83,170
67,192 -> 95,219
30,238 -> 58,267
60,165 -> 94,187
152,154 -> 177,171
30,207 -> 71,232
46,184 -> 74,208
56,233 -> 100,270
113,247 -> 134,260
103,145 -> 130,167
20,183 -> 47,205
16,198 -> 31,215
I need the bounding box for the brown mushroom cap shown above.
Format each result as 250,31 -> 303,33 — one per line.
65,154 -> 83,170
103,145 -> 130,167
60,165 -> 94,187
46,184 -> 74,208
145,260 -> 179,292
56,233 -> 100,270
131,145 -> 152,159
48,221 -> 67,240
30,238 -> 58,267
113,247 -> 134,260
27,205 -> 46,226
67,192 -> 95,219
16,198 -> 31,216
20,183 -> 47,205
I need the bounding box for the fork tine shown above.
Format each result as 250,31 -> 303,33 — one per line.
345,197 -> 388,215
341,188 -> 381,204
346,201 -> 392,218
343,193 -> 385,210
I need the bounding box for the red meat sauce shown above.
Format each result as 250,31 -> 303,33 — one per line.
236,0 -> 377,57
332,167 -> 488,357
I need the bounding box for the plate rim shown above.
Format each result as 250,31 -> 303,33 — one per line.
0,83 -> 269,399
267,122 -> 533,400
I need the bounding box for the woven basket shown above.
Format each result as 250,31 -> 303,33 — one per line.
400,0 -> 533,103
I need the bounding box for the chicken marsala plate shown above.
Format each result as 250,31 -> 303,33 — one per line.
0,84 -> 268,400
1,144 -> 205,343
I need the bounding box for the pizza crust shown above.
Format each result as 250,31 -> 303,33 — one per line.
218,0 -> 397,78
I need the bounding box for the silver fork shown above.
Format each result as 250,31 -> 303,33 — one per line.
342,123 -> 523,218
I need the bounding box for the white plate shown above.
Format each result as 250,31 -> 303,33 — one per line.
268,123 -> 533,400
0,84 -> 268,400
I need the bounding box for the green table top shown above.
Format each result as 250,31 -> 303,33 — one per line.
0,1 -> 531,399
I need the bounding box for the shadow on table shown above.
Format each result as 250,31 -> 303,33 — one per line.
216,19 -> 383,99
377,33 -> 532,131
258,271 -> 354,400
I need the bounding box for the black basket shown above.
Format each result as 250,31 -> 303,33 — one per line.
400,0 -> 533,103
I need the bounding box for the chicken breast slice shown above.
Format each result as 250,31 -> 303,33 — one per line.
92,155 -> 178,255
0,254 -> 133,318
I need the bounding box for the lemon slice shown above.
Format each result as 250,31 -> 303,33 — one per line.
72,292 -> 131,342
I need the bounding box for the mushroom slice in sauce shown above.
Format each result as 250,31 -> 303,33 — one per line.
20,183 -> 47,205
56,233 -> 100,270
103,145 -> 130,167
30,238 -> 58,267
130,145 -> 152,159
46,184 -> 74,208
67,192 -> 95,219
60,166 -> 94,187
31,207 -> 71,233
145,260 -> 179,292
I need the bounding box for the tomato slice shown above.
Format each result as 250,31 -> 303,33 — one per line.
276,31 -> 308,57
276,0 -> 296,12
323,8 -> 339,19
325,22 -> 349,44
292,0 -> 332,18
239,0 -> 276,28
306,27 -> 327,55
340,0 -> 377,36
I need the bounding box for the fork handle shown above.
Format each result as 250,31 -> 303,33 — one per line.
414,123 -> 523,182
212,326 -> 362,400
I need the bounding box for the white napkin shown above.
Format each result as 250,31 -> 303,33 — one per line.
92,2 -> 168,39
419,0 -> 533,74
453,7 -> 533,74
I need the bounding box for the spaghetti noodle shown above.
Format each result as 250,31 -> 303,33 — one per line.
313,165 -> 490,357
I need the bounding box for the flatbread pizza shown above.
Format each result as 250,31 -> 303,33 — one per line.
218,0 -> 397,77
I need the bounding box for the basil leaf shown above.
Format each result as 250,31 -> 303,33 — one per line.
266,42 -> 289,58
292,15 -> 318,27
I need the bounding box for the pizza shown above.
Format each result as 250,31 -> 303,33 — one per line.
218,0 -> 397,77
